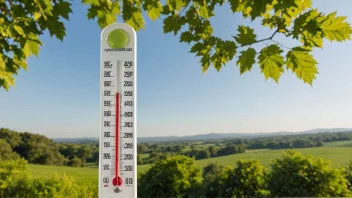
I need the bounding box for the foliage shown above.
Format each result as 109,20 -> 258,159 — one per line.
201,162 -> 225,198
0,128 -> 99,167
0,159 -> 98,198
0,128 -> 21,147
1,0 -> 352,90
59,143 -> 97,166
14,132 -> 66,165
0,139 -> 20,161
67,156 -> 83,167
346,160 -> 352,191
267,150 -> 352,197
137,155 -> 202,198
137,131 -> 352,164
220,160 -> 269,198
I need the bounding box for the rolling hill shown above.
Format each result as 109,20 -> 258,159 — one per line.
52,128 -> 352,143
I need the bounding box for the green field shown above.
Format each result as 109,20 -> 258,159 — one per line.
323,140 -> 352,147
28,144 -> 352,185
28,164 -> 98,185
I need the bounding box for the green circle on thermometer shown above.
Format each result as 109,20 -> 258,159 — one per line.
107,29 -> 129,48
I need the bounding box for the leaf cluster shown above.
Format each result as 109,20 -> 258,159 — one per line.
0,0 -> 72,90
1,0 -> 352,90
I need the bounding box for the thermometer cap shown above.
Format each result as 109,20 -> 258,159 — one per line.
107,29 -> 130,48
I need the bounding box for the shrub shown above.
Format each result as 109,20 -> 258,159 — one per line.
268,150 -> 351,197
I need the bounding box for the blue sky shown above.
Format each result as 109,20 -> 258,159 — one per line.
1,1 -> 352,138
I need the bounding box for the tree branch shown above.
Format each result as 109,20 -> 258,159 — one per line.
270,39 -> 291,50
239,29 -> 278,48
178,0 -> 191,17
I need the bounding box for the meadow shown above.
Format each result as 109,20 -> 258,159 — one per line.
28,140 -> 352,185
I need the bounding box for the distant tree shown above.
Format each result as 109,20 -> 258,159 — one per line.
67,156 -> 83,167
0,139 -> 20,161
174,145 -> 183,152
138,155 -> 202,198
137,144 -> 148,153
0,128 -> 21,147
197,150 -> 211,159
14,132 -> 65,165
208,146 -> 218,157
268,150 -> 351,197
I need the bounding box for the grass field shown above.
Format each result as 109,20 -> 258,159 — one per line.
323,140 -> 352,147
28,142 -> 352,185
28,164 -> 98,185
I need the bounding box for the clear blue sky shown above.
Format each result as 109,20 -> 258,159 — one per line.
1,1 -> 351,138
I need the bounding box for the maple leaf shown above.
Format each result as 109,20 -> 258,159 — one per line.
237,48 -> 257,75
286,47 -> 318,85
234,25 -> 257,46
320,11 -> 352,42
258,45 -> 285,82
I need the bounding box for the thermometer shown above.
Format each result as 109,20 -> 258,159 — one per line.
99,23 -> 137,198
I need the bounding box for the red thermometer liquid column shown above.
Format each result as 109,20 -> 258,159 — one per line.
99,23 -> 137,198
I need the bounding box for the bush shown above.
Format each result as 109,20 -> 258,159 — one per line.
220,160 -> 269,198
202,162 -> 225,198
0,159 -> 97,198
346,160 -> 352,191
138,155 -> 202,198
268,150 -> 351,197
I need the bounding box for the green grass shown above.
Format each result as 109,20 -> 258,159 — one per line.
195,147 -> 352,169
139,153 -> 150,160
28,144 -> 352,185
323,140 -> 352,147
28,164 -> 98,185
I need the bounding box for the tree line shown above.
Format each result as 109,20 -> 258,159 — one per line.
2,127 -> 352,167
0,128 -> 99,167
137,131 -> 352,164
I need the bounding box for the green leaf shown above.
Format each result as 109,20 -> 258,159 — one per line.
221,40 -> 237,61
236,48 -> 256,75
228,0 -> 240,13
0,71 -> 15,91
258,45 -> 285,82
320,11 -> 352,42
14,25 -> 25,36
0,55 -> 5,70
286,47 -> 318,85
23,34 -> 42,58
180,31 -> 195,43
125,10 -> 145,31
190,42 -> 206,56
42,16 -> 66,41
198,5 -> 209,19
87,5 -> 99,20
292,9 -> 325,47
81,0 -> 100,5
201,54 -> 211,74
143,0 -> 163,21
247,0 -> 274,20
166,0 -> 187,12
163,16 -> 183,35
54,0 -> 72,20
234,26 -> 257,46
